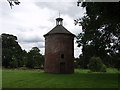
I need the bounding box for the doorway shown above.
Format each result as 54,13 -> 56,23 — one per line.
60,62 -> 66,73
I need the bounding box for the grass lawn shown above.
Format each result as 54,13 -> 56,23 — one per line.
2,68 -> 120,88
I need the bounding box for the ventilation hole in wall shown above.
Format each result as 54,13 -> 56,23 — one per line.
61,54 -> 64,59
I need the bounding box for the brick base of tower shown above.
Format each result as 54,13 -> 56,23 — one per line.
44,34 -> 74,74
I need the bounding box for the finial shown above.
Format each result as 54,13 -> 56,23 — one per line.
59,10 -> 61,18
56,11 -> 63,26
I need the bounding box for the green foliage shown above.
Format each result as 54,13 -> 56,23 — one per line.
76,2 -> 120,68
2,33 -> 44,69
111,53 -> 120,70
27,47 -> 44,69
2,33 -> 23,68
100,64 -> 106,72
9,56 -> 18,68
21,50 -> 28,67
88,56 -> 106,72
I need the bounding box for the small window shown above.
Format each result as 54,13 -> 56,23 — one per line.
61,54 -> 64,59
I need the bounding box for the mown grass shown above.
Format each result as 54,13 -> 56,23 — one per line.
2,68 -> 120,88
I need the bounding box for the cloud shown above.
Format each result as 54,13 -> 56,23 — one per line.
18,35 -> 44,43
35,2 -> 85,18
19,40 -> 45,51
0,0 -> 85,57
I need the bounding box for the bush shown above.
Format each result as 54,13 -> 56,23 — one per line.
100,64 -> 106,72
88,56 -> 106,72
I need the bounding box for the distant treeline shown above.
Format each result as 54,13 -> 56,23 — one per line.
2,33 -> 44,69
1,33 -> 120,71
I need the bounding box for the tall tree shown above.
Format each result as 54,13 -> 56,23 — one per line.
75,2 -> 120,68
27,47 -> 44,69
2,33 -> 23,68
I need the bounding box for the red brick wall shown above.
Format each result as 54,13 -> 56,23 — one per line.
44,34 -> 74,74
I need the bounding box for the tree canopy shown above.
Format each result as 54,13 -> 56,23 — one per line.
2,33 -> 44,69
27,47 -> 44,69
75,2 -> 120,69
2,33 -> 23,68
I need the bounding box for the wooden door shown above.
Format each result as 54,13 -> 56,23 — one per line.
60,62 -> 66,73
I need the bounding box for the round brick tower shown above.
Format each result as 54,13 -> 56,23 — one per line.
44,17 -> 75,74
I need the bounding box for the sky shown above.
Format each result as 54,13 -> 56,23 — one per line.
0,0 -> 85,58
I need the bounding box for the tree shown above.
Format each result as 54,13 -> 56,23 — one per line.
21,50 -> 28,67
2,33 -> 23,68
75,2 -> 120,68
2,33 -> 45,69
74,57 -> 80,68
7,0 -> 20,9
88,56 -> 106,72
27,47 -> 44,69
9,56 -> 18,68
110,53 -> 120,70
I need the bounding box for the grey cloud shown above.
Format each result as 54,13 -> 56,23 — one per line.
18,36 -> 44,43
36,41 -> 45,49
0,0 -> 84,58
38,45 -> 45,48
0,2 -> 14,18
35,2 -> 85,18
16,27 -> 35,32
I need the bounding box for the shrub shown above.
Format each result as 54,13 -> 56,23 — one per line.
88,56 -> 106,72
100,64 -> 106,72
